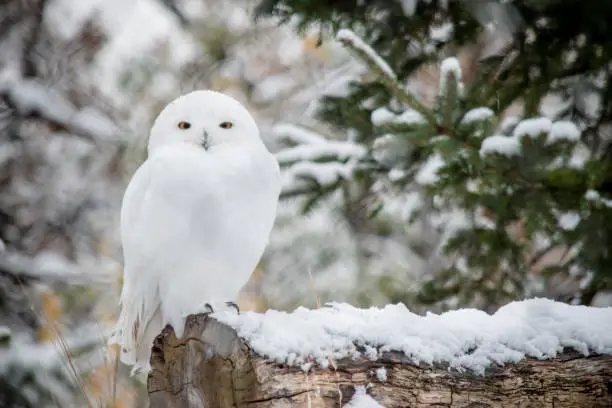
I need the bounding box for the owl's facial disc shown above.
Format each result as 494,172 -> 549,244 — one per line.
148,90 -> 263,156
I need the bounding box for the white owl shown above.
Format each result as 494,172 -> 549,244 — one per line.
109,90 -> 281,374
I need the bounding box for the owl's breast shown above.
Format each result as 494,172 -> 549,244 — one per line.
150,144 -> 280,309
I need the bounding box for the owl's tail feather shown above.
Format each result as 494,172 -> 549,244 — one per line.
131,304 -> 163,375
108,285 -> 163,376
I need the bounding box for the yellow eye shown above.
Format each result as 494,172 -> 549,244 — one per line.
177,121 -> 191,130
219,121 -> 233,129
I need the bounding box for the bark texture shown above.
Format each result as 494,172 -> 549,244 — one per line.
148,313 -> 612,408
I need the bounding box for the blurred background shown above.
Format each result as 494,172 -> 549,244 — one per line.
1,0 -> 611,406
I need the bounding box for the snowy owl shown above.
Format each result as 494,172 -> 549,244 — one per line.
109,90 -> 281,374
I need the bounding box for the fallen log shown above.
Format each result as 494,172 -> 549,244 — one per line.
147,300 -> 612,408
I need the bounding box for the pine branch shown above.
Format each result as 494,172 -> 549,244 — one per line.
336,29 -> 439,128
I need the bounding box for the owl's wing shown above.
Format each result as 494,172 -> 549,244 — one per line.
110,157 -> 165,372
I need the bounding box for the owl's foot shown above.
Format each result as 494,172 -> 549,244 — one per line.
189,302 -> 216,318
202,303 -> 215,314
225,301 -> 240,314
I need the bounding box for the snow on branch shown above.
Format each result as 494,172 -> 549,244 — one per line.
275,125 -> 365,165
415,152 -> 445,185
273,123 -> 328,146
439,57 -> 463,96
274,123 -> 366,194
280,161 -> 356,193
549,120 -> 581,144
0,323 -> 106,373
586,189 -> 612,209
399,0 -> 419,17
479,116 -> 582,158
335,29 -> 438,127
479,134 -> 520,157
513,117 -> 552,139
371,107 -> 426,127
0,74 -> 119,143
460,107 -> 494,125
216,298 -> 612,375
336,29 -> 397,80
276,145 -> 364,164
0,250 -> 109,285
148,299 -> 612,407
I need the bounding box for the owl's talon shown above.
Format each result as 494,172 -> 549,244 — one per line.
203,303 -> 215,314
225,301 -> 240,314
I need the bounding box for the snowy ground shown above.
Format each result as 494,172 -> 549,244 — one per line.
216,297 -> 612,375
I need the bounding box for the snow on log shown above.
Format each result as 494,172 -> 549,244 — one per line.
147,299 -> 612,408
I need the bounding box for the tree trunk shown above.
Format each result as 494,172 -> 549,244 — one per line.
147,313 -> 612,408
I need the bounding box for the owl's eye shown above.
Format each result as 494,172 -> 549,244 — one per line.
219,121 -> 233,129
177,121 -> 191,130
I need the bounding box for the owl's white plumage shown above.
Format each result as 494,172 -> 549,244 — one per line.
109,90 -> 280,374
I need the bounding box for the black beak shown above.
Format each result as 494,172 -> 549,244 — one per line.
202,130 -> 209,150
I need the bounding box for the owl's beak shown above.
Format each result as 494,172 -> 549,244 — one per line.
201,130 -> 209,150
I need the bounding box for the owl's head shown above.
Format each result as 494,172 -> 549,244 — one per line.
147,90 -> 260,154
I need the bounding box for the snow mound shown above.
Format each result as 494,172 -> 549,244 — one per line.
215,298 -> 612,375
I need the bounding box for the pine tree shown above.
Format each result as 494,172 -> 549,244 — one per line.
256,0 -> 612,311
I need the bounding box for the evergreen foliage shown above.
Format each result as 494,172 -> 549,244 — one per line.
258,0 -> 612,310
